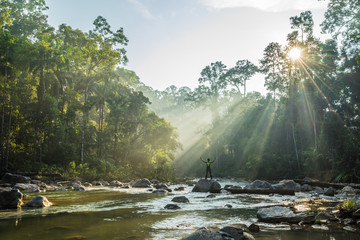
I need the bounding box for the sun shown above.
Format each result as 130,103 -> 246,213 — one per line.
289,48 -> 302,60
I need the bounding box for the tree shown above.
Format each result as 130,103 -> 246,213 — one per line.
260,42 -> 287,99
188,61 -> 227,121
226,60 -> 258,96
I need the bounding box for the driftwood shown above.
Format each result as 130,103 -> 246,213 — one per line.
293,179 -> 360,190
225,187 -> 295,196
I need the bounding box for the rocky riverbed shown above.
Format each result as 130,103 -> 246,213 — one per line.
0,173 -> 360,239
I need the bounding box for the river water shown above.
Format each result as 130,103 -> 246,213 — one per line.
0,179 -> 359,240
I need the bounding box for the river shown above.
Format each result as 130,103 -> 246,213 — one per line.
0,179 -> 359,240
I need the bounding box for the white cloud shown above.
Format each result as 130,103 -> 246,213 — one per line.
127,0 -> 155,19
200,0 -> 328,12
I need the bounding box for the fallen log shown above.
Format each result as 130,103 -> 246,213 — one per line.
293,179 -> 360,190
225,187 -> 295,196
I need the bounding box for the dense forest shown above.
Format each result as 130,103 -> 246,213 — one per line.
0,0 -> 359,183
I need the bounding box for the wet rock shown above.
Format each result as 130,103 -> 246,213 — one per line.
132,178 -> 152,188
110,180 -> 123,187
0,189 -> 23,209
174,186 -> 185,191
154,183 -> 172,192
207,194 -> 216,198
219,226 -> 243,240
150,179 -> 160,184
1,173 -> 31,184
99,180 -> 110,186
248,223 -> 260,233
172,196 -> 189,203
192,179 -> 221,193
73,183 -> 85,191
225,204 -> 233,208
324,187 -> 336,196
92,181 -> 103,186
343,218 -> 355,225
352,209 -> 360,219
152,189 -> 168,194
83,182 -> 92,187
340,186 -> 356,194
301,184 -> 312,192
312,187 -> 324,194
244,180 -> 273,189
311,224 -> 329,231
181,227 -> 233,240
273,180 -> 301,192
25,195 -> 52,208
164,204 -> 181,210
257,206 -> 315,224
343,226 -> 357,232
13,183 -> 40,192
303,177 -> 315,182
243,232 -> 255,240
315,212 -> 336,223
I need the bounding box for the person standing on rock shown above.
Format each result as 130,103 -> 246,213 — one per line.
200,157 -> 215,180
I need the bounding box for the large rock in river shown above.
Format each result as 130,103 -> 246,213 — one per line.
0,189 -> 23,209
1,173 -> 31,184
192,179 -> 221,193
25,195 -> 52,208
244,180 -> 273,189
181,227 -> 233,240
13,183 -> 40,192
257,206 -> 314,224
272,180 -> 301,192
132,178 -> 152,188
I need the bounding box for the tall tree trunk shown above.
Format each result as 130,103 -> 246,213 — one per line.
5,103 -> 12,169
243,80 -> 246,97
81,84 -> 89,164
0,49 -> 8,171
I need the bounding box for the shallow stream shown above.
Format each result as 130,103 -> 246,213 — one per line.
0,179 -> 359,240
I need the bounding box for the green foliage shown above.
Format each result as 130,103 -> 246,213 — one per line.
339,199 -> 359,211
0,1 -> 180,182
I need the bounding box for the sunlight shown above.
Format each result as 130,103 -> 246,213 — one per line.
289,48 -> 302,61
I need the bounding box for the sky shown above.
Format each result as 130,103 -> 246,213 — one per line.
45,0 -> 330,94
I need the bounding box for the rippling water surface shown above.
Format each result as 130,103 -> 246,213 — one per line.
0,179 -> 358,240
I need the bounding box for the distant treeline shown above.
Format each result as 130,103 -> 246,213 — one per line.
141,1 -> 360,182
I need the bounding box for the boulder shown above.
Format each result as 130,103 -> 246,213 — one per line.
152,189 -> 168,194
174,186 -> 185,191
164,204 -> 181,210
13,183 -> 40,192
92,181 -> 103,186
83,182 -> 92,187
248,223 -> 260,233
73,183 -> 86,191
301,184 -> 312,192
0,189 -> 23,209
352,209 -> 360,219
315,212 -> 336,222
192,179 -> 221,193
273,180 -> 301,192
257,206 -> 315,224
99,180 -> 110,186
181,227 -> 233,240
313,187 -> 324,194
324,187 -> 336,196
110,180 -> 123,187
219,226 -> 243,240
172,196 -> 189,203
132,178 -> 152,188
1,173 -> 31,184
244,180 -> 273,189
340,186 -> 356,194
154,183 -> 172,192
25,195 -> 52,208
